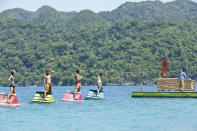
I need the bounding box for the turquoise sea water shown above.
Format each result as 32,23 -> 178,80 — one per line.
0,86 -> 197,131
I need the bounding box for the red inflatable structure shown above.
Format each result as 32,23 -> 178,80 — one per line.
0,93 -> 20,107
161,59 -> 168,76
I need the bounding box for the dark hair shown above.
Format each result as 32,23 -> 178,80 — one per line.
76,69 -> 80,73
99,72 -> 103,76
46,70 -> 50,75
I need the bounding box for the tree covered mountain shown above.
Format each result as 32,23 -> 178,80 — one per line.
99,0 -> 197,22
1,8 -> 34,21
2,0 -> 197,23
0,0 -> 197,86
65,10 -> 110,31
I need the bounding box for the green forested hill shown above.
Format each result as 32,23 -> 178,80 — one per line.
0,0 -> 197,86
33,6 -> 68,29
2,0 -> 197,23
99,0 -> 197,23
65,10 -> 110,31
1,8 -> 34,21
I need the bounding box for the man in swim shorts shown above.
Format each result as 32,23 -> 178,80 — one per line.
74,69 -> 83,99
178,69 -> 186,91
44,70 -> 54,100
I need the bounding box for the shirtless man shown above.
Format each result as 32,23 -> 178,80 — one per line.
74,69 -> 83,99
44,70 -> 54,100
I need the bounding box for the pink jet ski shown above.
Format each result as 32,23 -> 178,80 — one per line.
61,90 -> 83,102
0,93 -> 20,107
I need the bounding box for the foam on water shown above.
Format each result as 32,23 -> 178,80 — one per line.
0,86 -> 197,131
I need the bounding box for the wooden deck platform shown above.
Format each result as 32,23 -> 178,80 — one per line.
157,78 -> 194,91
132,91 -> 197,98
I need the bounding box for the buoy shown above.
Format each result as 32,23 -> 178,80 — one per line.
0,93 -> 20,107
61,90 -> 83,102
161,59 -> 168,76
84,90 -> 104,100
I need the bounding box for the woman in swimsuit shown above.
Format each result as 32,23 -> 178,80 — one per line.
8,70 -> 16,99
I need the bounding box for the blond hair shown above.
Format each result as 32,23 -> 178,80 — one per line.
10,70 -> 16,75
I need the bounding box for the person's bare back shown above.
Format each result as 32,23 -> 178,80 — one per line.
75,73 -> 82,83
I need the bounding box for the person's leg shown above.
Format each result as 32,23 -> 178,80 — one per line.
13,87 -> 15,94
74,88 -> 80,99
179,80 -> 182,91
78,83 -> 81,92
8,87 -> 14,99
74,83 -> 78,99
74,88 -> 77,99
97,83 -> 101,96
97,87 -> 100,96
100,87 -> 103,92
49,83 -> 52,93
44,84 -> 49,100
74,83 -> 81,99
182,80 -> 184,91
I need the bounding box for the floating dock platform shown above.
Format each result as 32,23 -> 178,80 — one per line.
132,92 -> 197,98
61,90 -> 83,102
0,93 -> 20,107
132,78 -> 196,98
29,91 -> 55,104
84,90 -> 104,100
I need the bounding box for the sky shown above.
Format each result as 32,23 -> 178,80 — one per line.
0,0 -> 197,13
